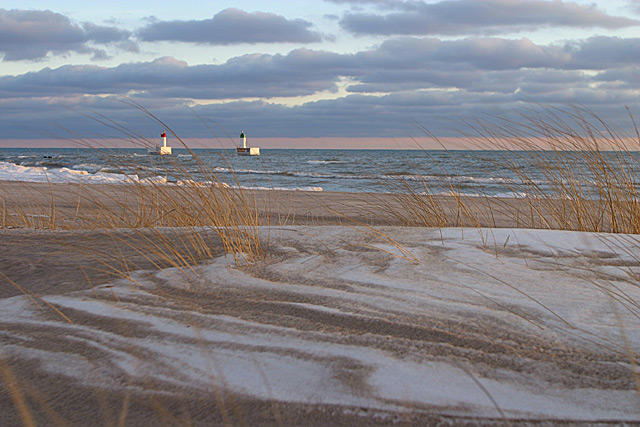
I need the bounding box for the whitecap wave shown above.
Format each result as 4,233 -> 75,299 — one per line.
430,189 -> 530,199
0,161 -> 130,184
306,160 -> 347,165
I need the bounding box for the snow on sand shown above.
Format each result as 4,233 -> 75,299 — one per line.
1,226 -> 639,423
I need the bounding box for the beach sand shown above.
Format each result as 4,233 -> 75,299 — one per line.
0,181 -> 555,228
1,182 -> 639,425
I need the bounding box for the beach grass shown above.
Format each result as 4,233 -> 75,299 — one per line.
386,105 -> 640,234
2,119 -> 267,269
470,105 -> 640,233
0,115 -> 271,423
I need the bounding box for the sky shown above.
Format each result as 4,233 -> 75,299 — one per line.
1,0 -> 639,148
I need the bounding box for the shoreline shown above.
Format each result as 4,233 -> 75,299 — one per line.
0,181 -> 557,229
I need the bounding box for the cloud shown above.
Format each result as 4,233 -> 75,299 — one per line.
565,36 -> 640,68
1,31 -> 640,139
593,68 -> 640,91
0,9 -> 133,61
81,22 -> 130,44
339,0 -> 640,36
137,8 -> 323,45
0,50 -> 356,100
2,35 -> 639,101
4,79 -> 637,141
356,37 -> 572,71
349,35 -> 640,91
90,49 -> 110,61
1,75 -> 638,141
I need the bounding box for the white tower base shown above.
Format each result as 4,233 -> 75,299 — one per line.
151,146 -> 172,155
149,134 -> 172,155
237,147 -> 260,156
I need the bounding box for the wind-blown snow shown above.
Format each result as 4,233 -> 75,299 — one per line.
1,226 -> 639,422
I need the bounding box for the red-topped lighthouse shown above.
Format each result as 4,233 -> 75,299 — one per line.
149,131 -> 172,155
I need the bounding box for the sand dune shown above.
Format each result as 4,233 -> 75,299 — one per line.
2,225 -> 639,424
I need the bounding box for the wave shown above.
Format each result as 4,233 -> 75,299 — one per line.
213,166 -> 397,181
171,178 -> 322,192
234,185 -> 323,192
306,160 -> 347,165
71,163 -> 103,174
211,165 -> 540,186
0,161 -> 324,192
0,158 -> 550,197
33,160 -> 69,168
0,161 -> 131,184
430,190 -> 531,199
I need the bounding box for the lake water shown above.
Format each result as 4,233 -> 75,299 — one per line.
1,147 -> 637,198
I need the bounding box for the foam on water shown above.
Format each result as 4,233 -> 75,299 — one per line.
0,161 -> 148,184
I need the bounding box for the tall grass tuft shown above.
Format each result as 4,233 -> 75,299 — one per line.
470,105 -> 640,233
390,105 -> 640,234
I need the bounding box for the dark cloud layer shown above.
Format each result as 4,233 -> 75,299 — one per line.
0,51 -> 350,99
339,0 -> 640,36
138,8 -> 323,44
1,31 -> 639,139
0,9 -> 133,61
3,36 -> 638,101
3,83 -> 637,141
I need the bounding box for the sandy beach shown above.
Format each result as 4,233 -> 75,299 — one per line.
0,181 -> 561,228
1,182 -> 639,425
